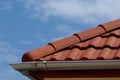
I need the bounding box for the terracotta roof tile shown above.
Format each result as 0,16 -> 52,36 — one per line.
49,36 -> 80,51
97,48 -> 113,60
22,19 -> 120,62
50,51 -> 64,61
99,19 -> 120,32
101,29 -> 120,37
114,48 -> 120,59
66,48 -> 83,60
22,45 -> 55,61
104,36 -> 117,47
74,26 -> 105,41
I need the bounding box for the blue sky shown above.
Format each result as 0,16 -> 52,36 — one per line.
0,0 -> 120,80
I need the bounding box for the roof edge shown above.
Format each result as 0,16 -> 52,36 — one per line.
11,60 -> 120,79
99,19 -> 120,32
11,60 -> 120,71
22,19 -> 120,62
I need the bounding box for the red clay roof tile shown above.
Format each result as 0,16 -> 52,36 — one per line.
114,48 -> 120,59
88,37 -> 102,47
50,51 -> 64,61
22,19 -> 120,62
99,19 -> 120,32
22,45 -> 55,62
49,36 -> 80,51
74,26 -> 105,41
97,48 -> 112,60
66,48 -> 83,60
101,29 -> 120,37
104,36 -> 117,47
80,47 -> 96,60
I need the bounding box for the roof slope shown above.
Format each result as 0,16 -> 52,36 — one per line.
22,19 -> 120,62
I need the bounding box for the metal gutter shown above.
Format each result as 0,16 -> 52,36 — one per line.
11,60 -> 120,71
10,60 -> 120,80
46,60 -> 120,70
11,61 -> 46,71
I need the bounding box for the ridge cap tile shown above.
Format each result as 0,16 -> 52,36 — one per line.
74,26 -> 105,41
22,19 -> 120,62
99,19 -> 120,32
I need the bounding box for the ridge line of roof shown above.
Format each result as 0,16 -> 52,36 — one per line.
22,19 -> 120,62
99,19 -> 120,32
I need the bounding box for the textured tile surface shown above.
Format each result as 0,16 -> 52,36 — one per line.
22,19 -> 120,62
42,29 -> 120,61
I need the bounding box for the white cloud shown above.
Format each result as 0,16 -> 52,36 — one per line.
24,0 -> 120,23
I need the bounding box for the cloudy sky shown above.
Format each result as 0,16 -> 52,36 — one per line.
0,0 -> 120,80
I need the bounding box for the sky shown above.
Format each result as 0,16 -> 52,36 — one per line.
0,0 -> 120,80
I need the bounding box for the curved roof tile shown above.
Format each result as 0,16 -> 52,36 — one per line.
22,19 -> 120,62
